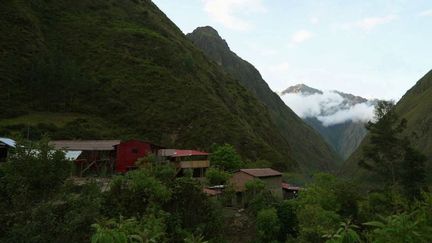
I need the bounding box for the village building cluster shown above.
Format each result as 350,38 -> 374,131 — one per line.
0,137 -> 300,201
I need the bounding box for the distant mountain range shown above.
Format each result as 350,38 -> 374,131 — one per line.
281,84 -> 323,95
280,84 -> 377,159
187,26 -> 340,172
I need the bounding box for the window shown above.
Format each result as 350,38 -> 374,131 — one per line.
131,148 -> 138,154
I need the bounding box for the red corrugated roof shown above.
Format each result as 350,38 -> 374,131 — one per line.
171,150 -> 209,157
240,168 -> 282,177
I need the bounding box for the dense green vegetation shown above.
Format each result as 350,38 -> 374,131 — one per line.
358,101 -> 427,200
187,26 -> 340,172
1,130 -> 431,242
344,70 -> 432,183
0,140 -> 224,242
2,0 -> 431,242
0,0 -> 300,170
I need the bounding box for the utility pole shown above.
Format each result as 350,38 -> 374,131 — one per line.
27,124 -> 30,141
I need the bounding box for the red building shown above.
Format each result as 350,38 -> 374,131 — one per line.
115,140 -> 163,173
51,140 -> 163,175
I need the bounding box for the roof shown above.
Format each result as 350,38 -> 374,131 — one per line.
50,140 -> 121,151
0,138 -> 16,148
203,188 -> 223,196
170,149 -> 209,157
240,168 -> 282,178
282,182 -> 301,191
114,139 -> 164,148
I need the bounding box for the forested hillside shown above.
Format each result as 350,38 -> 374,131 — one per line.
0,0 -> 302,170
343,70 -> 432,182
187,26 -> 340,172
304,117 -> 367,160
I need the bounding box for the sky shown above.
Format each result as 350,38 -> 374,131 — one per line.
152,0 -> 432,100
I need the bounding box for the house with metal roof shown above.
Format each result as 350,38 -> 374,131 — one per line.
50,140 -> 162,175
281,182 -> 301,199
0,137 -> 16,162
158,149 -> 210,178
230,168 -> 283,204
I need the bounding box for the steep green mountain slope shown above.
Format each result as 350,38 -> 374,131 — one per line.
281,84 -> 371,160
187,26 -> 340,172
0,0 -> 299,169
304,118 -> 367,160
343,70 -> 432,180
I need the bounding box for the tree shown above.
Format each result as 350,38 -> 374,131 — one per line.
256,208 -> 280,243
364,210 -> 432,243
276,200 -> 299,241
359,100 -> 426,199
165,178 -> 222,241
324,219 -> 361,243
359,100 -> 407,185
102,170 -> 171,218
209,144 -> 243,172
294,173 -> 362,242
91,215 -> 167,243
0,139 -> 71,231
0,139 -> 105,242
399,143 -> 426,200
297,204 -> 341,243
205,167 -> 230,186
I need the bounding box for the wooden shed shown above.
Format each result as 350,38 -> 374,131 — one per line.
51,140 -> 120,176
282,182 -> 301,199
230,168 -> 283,199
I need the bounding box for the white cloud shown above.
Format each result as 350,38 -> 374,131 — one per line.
356,15 -> 398,30
317,103 -> 374,126
202,0 -> 266,31
291,30 -> 314,44
419,9 -> 432,17
281,91 -> 375,126
310,17 -> 319,25
281,91 -> 343,118
337,14 -> 398,31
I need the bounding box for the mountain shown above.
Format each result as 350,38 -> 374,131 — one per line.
344,70 -> 432,181
280,84 -> 374,159
281,84 -> 323,95
187,26 -> 340,172
0,0 -> 305,170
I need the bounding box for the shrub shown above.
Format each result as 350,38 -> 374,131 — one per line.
91,215 -> 167,243
102,170 -> 171,218
256,207 -> 280,243
209,144 -> 243,172
205,167 -> 230,186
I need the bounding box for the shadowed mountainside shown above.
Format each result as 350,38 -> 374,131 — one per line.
0,0 -> 303,170
187,26 -> 341,172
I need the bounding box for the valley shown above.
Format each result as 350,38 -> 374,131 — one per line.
1,0 -> 431,242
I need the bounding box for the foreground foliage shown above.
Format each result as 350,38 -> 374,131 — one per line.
0,141 -> 224,242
